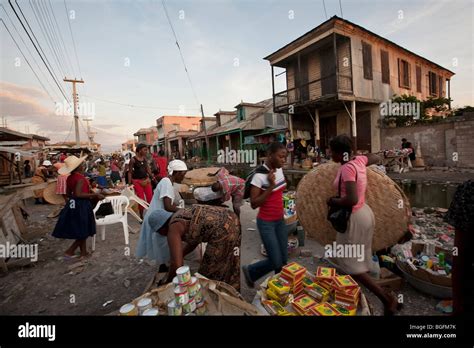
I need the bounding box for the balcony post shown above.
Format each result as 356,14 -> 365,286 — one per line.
351,100 -> 357,151
333,33 -> 339,93
315,109 -> 320,148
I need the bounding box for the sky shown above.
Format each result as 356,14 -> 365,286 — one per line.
1,0 -> 473,152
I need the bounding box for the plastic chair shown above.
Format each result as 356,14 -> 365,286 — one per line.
92,196 -> 130,251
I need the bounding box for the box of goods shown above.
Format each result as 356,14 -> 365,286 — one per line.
332,303 -> 357,316
262,300 -> 296,316
291,294 -> 318,316
310,302 -> 342,316
266,287 -> 289,306
332,275 -> 359,291
334,286 -> 360,307
281,262 -> 306,282
316,279 -> 334,293
315,266 -> 336,281
268,278 -> 290,296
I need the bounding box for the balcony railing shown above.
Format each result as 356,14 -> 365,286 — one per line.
274,73 -> 352,111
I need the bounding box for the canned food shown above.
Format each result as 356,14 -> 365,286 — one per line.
142,308 -> 159,316
167,300 -> 182,316
188,277 -> 200,298
119,303 -> 138,316
174,286 -> 189,305
176,265 -> 191,285
183,297 -> 196,314
172,276 -> 179,287
195,300 -> 207,315
193,288 -> 203,303
137,297 -> 153,315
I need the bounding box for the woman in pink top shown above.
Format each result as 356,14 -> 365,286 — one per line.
327,134 -> 400,315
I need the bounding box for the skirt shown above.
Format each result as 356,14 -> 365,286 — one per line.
334,203 -> 375,275
52,198 -> 96,240
97,176 -> 108,187
110,171 -> 121,183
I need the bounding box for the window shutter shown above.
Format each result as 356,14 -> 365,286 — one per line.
438,76 -> 443,97
398,58 -> 402,88
416,66 -> 422,93
362,41 -> 373,80
381,50 -> 390,84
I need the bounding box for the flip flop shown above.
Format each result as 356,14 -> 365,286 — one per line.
63,254 -> 79,261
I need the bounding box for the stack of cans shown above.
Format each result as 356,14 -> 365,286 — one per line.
167,266 -> 207,316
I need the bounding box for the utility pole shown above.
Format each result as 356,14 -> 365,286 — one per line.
64,78 -> 84,146
200,104 -> 210,164
83,117 -> 96,146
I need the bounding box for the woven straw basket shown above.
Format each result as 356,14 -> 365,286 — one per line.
43,182 -> 65,205
296,162 -> 411,252
182,167 -> 221,187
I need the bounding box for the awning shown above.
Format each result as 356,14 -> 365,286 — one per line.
253,127 -> 287,137
0,146 -> 36,157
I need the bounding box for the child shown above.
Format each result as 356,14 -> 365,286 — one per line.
52,155 -> 104,259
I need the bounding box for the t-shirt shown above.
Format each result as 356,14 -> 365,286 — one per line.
149,177 -> 178,211
250,164 -> 286,221
333,156 -> 368,213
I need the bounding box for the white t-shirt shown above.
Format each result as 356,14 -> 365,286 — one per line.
250,165 -> 286,192
148,177 -> 179,211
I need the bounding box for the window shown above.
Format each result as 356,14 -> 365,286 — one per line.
429,71 -> 437,96
380,50 -> 389,84
416,66 -> 422,93
237,107 -> 245,122
264,113 -> 273,127
362,41 -> 373,80
398,59 -> 411,89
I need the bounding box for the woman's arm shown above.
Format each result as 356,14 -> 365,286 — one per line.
328,181 -> 358,208
163,196 -> 179,212
250,169 -> 276,209
127,158 -> 134,184
166,222 -> 185,282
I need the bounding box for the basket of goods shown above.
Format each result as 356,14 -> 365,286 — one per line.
297,162 -> 411,252
119,269 -> 259,316
256,262 -> 371,316
182,167 -> 221,187
392,241 -> 452,298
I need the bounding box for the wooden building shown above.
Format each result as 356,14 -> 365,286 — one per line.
264,15 -> 455,153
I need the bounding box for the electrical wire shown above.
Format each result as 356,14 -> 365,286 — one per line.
63,0 -> 82,78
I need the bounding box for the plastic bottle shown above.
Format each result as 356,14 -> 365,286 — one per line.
369,255 -> 381,279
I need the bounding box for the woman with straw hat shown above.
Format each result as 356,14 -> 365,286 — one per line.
52,155 -> 105,260
31,160 -> 53,204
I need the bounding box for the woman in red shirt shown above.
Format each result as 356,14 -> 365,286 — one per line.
53,155 -> 104,259
242,142 -> 287,287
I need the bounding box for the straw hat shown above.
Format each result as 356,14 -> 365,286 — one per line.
43,182 -> 65,205
296,162 -> 411,252
183,167 -> 221,187
58,155 -> 87,175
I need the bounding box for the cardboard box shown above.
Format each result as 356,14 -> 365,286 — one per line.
315,266 -> 336,280
332,275 -> 359,290
310,302 -> 342,316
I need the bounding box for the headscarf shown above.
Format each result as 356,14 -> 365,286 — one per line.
167,160 -> 187,175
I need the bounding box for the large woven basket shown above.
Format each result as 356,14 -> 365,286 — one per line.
296,162 -> 411,251
182,167 -> 221,187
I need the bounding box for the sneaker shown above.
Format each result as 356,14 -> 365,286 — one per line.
242,265 -> 254,288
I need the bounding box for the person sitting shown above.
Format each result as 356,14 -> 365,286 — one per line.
401,138 -> 416,161
148,204 -> 241,292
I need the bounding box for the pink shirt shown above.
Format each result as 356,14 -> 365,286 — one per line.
333,156 -> 368,213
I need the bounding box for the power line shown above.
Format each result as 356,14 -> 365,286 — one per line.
0,18 -> 56,103
9,0 -> 70,103
162,0 -> 199,108
322,0 -> 328,19
0,4 -> 61,101
83,94 -> 200,111
339,0 -> 344,18
62,118 -> 74,142
63,0 -> 82,78
30,0 -> 67,80
46,0 -> 75,77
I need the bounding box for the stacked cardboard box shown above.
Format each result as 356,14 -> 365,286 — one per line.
280,262 -> 306,295
291,294 -> 318,315
332,275 -> 361,307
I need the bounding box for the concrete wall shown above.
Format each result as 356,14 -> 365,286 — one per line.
380,115 -> 474,168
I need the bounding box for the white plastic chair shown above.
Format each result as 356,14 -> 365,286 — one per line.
92,196 -> 130,251
121,186 -> 150,224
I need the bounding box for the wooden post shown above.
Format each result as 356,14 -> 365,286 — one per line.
333,33 -> 339,93
351,100 -> 357,151
315,109 -> 320,148
200,104 -> 210,164
271,65 -> 275,111
447,79 -> 451,110
63,78 -> 84,146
